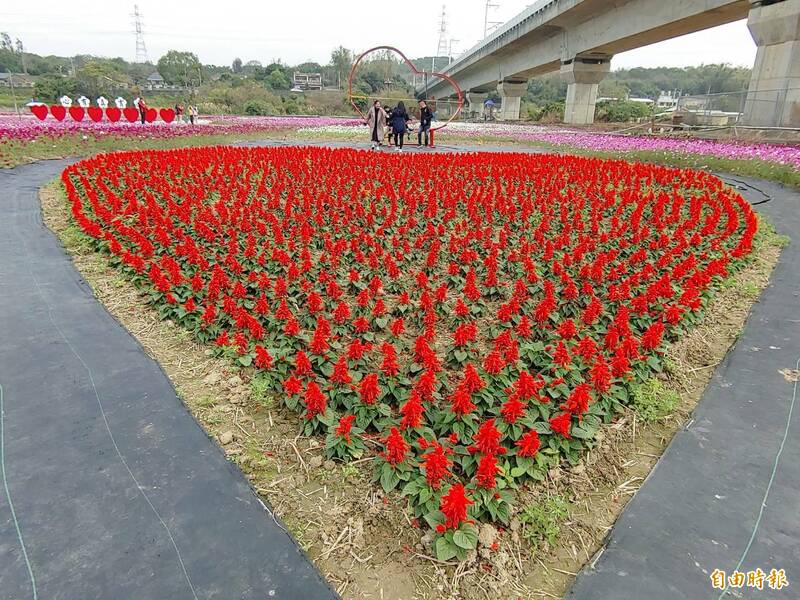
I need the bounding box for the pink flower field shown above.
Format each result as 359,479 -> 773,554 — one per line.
0,113 -> 360,142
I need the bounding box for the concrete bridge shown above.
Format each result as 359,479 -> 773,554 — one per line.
419,0 -> 800,127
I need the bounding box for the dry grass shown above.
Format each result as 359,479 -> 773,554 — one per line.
40,180 -> 784,600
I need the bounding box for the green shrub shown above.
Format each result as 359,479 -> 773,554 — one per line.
632,378 -> 678,422
519,495 -> 570,550
595,99 -> 652,123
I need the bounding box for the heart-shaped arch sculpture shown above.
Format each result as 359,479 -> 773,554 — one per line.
348,45 -> 463,132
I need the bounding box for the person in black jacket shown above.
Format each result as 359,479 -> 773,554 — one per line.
390,101 -> 410,151
417,99 -> 433,147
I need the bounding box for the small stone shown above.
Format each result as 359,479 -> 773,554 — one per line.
323,460 -> 336,471
509,517 -> 521,533
420,530 -> 435,549
203,372 -> 222,385
219,430 -> 234,445
308,455 -> 324,469
478,523 -> 498,548
572,463 -> 586,475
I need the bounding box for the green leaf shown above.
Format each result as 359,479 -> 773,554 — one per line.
510,466 -> 526,478
453,524 -> 478,549
434,536 -> 458,561
380,466 -> 399,493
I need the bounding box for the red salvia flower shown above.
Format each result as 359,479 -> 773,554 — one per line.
380,342 -> 400,377
561,383 -> 591,418
284,375 -> 302,396
516,430 -> 540,457
550,412 -> 572,438
359,373 -> 380,405
463,363 -> 485,393
557,319 -> 577,339
476,454 -> 499,489
421,441 -> 451,489
390,317 -> 405,336
255,345 -> 273,369
383,427 -> 409,465
449,383 -> 476,416
591,357 -> 611,393
336,414 -> 356,444
501,392 -> 526,424
483,350 -> 505,375
294,350 -> 312,376
440,483 -> 473,530
474,418 -> 505,455
642,321 -> 666,350
331,355 -> 351,385
553,341 -> 572,368
303,381 -> 326,420
399,390 -> 425,430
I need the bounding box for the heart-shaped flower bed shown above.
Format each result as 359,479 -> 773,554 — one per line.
62,146 -> 756,560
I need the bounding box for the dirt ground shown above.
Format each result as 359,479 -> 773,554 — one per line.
40,180 -> 785,600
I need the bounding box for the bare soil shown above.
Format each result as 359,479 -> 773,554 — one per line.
40,181 -> 784,600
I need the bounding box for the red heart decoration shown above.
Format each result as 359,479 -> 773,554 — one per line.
50,105 -> 66,121
87,107 -> 103,122
159,108 -> 175,123
106,107 -> 121,122
145,108 -> 157,123
348,45 -> 463,131
123,107 -> 139,122
30,105 -> 49,120
69,107 -> 85,121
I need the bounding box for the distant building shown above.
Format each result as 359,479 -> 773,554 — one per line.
146,71 -> 165,90
0,72 -> 36,88
657,90 -> 681,110
292,72 -> 322,91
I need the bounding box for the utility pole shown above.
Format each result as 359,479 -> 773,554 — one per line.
15,39 -> 28,74
132,5 -> 149,64
484,0 -> 501,38
8,72 -> 21,118
448,39 -> 459,63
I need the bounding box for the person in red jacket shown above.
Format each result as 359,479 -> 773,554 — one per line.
137,97 -> 148,124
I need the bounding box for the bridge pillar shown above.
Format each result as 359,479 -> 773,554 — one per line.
497,81 -> 527,120
744,0 -> 800,127
560,58 -> 611,125
466,92 -> 488,118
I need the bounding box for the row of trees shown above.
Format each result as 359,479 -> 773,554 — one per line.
4,29 -> 754,122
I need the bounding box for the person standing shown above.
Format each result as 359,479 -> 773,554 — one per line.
417,100 -> 433,147
175,102 -> 184,124
389,101 -> 410,152
138,96 -> 148,124
365,100 -> 386,150
188,105 -> 195,125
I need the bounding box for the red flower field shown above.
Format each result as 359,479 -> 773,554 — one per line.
62,146 -> 757,559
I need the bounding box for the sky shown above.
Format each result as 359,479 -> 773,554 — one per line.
1,0 -> 757,70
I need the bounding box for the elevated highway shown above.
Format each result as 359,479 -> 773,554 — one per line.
418,0 -> 800,127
